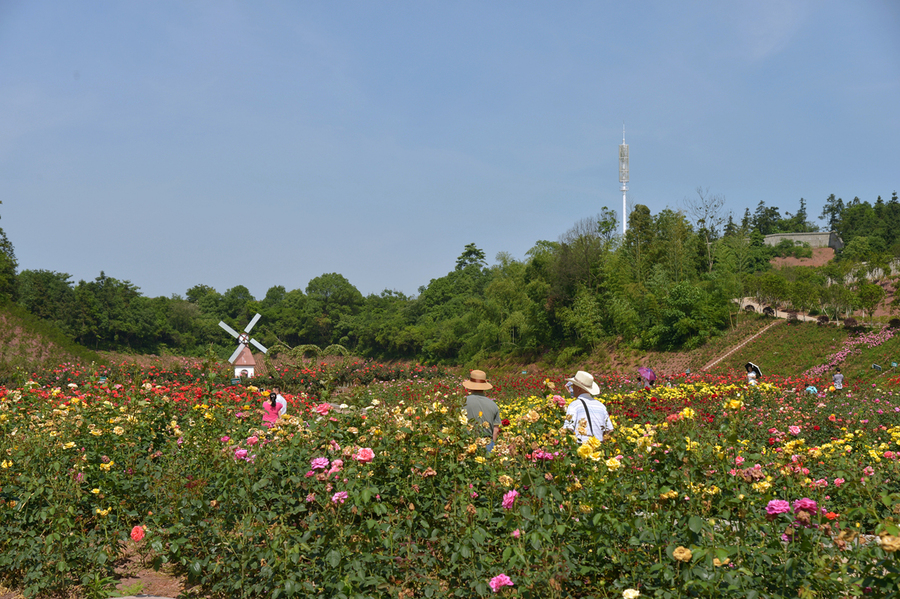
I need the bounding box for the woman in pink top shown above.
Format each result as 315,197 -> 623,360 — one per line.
261,389 -> 287,427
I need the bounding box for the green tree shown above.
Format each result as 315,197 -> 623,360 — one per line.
455,243 -> 487,271
0,201 -> 17,299
857,283 -> 886,320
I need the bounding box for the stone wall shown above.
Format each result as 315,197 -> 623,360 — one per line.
763,231 -> 844,251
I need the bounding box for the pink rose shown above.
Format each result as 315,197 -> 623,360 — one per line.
766,499 -> 791,519
315,403 -> 331,416
354,448 -> 375,463
512,529 -> 520,538
792,498 -> 818,514
501,489 -> 519,510
234,448 -> 248,460
311,457 -> 330,470
788,426 -> 801,436
246,436 -> 259,446
489,574 -> 514,593
331,491 -> 348,504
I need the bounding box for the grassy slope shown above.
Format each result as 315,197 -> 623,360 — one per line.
0,297 -> 104,383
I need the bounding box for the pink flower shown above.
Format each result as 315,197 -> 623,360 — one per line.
305,493 -> 315,502
489,574 -> 514,593
792,498 -> 818,514
353,448 -> 375,463
331,491 -> 348,504
834,477 -> 845,486
766,499 -> 791,518
311,457 -> 330,470
734,456 -> 745,466
501,489 -> 519,510
130,525 -> 145,542
863,466 -> 875,476
315,403 -> 331,416
327,459 -> 344,475
788,426 -> 801,436
512,529 -> 520,538
234,448 -> 248,460
246,436 -> 259,446
219,436 -> 230,443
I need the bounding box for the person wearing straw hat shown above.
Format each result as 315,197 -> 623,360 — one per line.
563,371 -> 613,444
463,369 -> 501,452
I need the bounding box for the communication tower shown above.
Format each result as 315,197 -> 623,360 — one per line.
619,127 -> 629,235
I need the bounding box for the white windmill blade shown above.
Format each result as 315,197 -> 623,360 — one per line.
219,321 -> 241,339
249,338 -> 268,354
244,313 -> 262,333
228,345 -> 244,364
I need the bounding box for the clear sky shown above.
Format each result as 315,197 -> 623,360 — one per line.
2,1 -> 898,299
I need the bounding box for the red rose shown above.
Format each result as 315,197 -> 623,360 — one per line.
501,419 -> 510,427
130,525 -> 145,542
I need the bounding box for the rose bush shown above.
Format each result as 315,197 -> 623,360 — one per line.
2,368 -> 900,597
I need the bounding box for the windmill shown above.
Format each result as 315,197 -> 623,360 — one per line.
219,313 -> 268,378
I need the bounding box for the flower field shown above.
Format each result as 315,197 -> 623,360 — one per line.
2,363 -> 900,598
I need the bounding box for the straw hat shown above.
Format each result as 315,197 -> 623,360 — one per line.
462,369 -> 493,391
566,371 -> 599,395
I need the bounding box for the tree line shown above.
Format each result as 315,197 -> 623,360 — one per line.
1,190 -> 897,363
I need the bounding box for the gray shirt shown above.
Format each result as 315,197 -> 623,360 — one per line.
465,393 -> 500,438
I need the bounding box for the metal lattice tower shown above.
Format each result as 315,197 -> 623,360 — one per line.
619,126 -> 629,235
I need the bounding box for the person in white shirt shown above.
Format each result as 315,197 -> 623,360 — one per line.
563,370 -> 613,443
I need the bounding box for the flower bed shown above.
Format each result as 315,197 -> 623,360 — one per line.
2,370 -> 900,598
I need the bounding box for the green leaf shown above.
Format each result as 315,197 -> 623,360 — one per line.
327,550 -> 341,568
688,515 -> 703,534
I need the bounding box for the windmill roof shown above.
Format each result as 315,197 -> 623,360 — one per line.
234,345 -> 256,366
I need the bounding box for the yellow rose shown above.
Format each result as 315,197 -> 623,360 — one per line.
577,444 -> 594,459
605,458 -> 622,472
672,546 -> 693,562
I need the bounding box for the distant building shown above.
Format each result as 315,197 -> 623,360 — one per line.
763,231 -> 843,251
233,345 -> 257,378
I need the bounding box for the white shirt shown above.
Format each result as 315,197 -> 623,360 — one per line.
564,394 -> 613,443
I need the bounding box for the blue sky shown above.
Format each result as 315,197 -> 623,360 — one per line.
1,1 -> 898,299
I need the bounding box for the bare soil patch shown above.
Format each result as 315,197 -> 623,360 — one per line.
770,247 -> 835,268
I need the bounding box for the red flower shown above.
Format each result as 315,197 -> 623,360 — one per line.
130,525 -> 145,541
768,437 -> 776,445
813,425 -> 820,431
501,419 -> 510,427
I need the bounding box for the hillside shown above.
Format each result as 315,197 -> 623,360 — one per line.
0,297 -> 104,383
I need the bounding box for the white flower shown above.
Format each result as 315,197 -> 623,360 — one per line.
623,589 -> 641,599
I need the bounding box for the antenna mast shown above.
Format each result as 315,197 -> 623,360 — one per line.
619,126 -> 629,235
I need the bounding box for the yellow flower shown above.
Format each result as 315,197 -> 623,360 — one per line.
577,443 -> 594,459
672,546 -> 693,562
498,475 -> 514,487
474,456 -> 486,464
63,442 -> 76,449
90,429 -> 103,436
880,534 -> 900,552
1,460 -> 11,469
752,481 -> 772,493
113,426 -> 125,435
95,507 -> 111,517
100,461 -> 114,471
91,488 -> 100,494
680,407 -> 695,420
605,458 -> 622,472
659,490 -> 678,500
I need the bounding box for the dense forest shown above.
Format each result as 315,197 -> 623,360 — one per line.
0,191 -> 898,364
